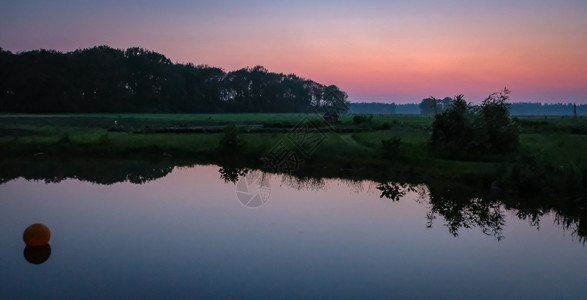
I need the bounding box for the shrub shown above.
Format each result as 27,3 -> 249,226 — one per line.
98,133 -> 110,145
57,132 -> 71,144
381,137 -> 401,157
218,124 -> 246,153
503,150 -> 550,193
353,114 -> 373,125
430,89 -> 519,154
430,95 -> 473,150
474,88 -> 519,153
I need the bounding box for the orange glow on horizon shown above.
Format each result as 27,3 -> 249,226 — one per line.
2,0 -> 586,103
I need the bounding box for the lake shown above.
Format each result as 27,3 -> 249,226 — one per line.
1,164 -> 586,299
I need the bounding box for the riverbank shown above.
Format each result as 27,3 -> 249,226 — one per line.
1,113 -> 585,197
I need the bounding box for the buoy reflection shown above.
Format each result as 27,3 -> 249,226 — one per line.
23,245 -> 52,265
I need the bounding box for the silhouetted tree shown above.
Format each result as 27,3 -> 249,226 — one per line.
430,94 -> 474,150
0,46 -> 348,114
321,85 -> 350,113
419,97 -> 438,115
430,90 -> 519,154
473,88 -> 519,152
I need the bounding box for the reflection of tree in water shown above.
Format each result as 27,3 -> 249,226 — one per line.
424,185 -> 507,240
426,195 -> 505,240
218,166 -> 249,184
555,213 -> 587,244
340,179 -> 365,194
377,181 -> 506,240
376,182 -> 429,203
278,176 -> 368,193
281,175 -> 325,191
376,182 -> 413,201
505,195 -> 587,244
123,166 -> 174,184
418,184 -> 586,243
3,159 -> 586,244
0,159 -> 175,185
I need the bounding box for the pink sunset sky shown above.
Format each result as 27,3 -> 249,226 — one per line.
1,0 -> 586,103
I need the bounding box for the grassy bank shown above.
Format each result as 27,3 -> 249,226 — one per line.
0,113 -> 585,197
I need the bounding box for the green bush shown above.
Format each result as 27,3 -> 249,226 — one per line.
98,133 -> 111,145
218,124 -> 246,153
473,88 -> 519,152
353,114 -> 373,125
58,132 -> 71,144
430,89 -> 519,154
381,137 -> 401,157
430,95 -> 473,150
504,151 -> 552,193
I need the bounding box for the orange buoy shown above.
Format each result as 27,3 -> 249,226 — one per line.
23,223 -> 51,247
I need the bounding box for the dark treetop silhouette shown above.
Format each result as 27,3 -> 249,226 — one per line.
0,46 -> 349,114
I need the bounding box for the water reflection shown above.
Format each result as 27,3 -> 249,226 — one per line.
0,159 -> 175,185
218,166 -> 248,184
220,170 -> 586,243
23,245 -> 52,265
3,162 -> 587,299
280,175 -> 326,191
376,181 -> 587,243
376,182 -> 413,201
236,171 -> 271,208
1,159 -> 586,244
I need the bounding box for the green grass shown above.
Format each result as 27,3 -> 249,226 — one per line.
1,113 -> 585,197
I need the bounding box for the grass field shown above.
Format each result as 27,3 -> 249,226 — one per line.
0,113 -> 585,197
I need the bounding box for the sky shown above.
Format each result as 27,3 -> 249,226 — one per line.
1,0 -> 586,103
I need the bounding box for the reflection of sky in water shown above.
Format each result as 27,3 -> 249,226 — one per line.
1,165 -> 586,299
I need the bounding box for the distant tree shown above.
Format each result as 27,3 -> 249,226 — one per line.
395,103 -> 420,114
322,85 -> 350,113
350,102 -> 396,114
419,96 -> 453,115
419,97 -> 439,115
439,97 -> 452,113
508,102 -> 585,116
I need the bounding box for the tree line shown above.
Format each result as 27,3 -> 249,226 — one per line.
0,46 -> 349,113
352,100 -> 586,116
419,97 -> 586,116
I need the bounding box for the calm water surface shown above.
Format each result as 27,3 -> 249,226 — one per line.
1,165 -> 586,299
